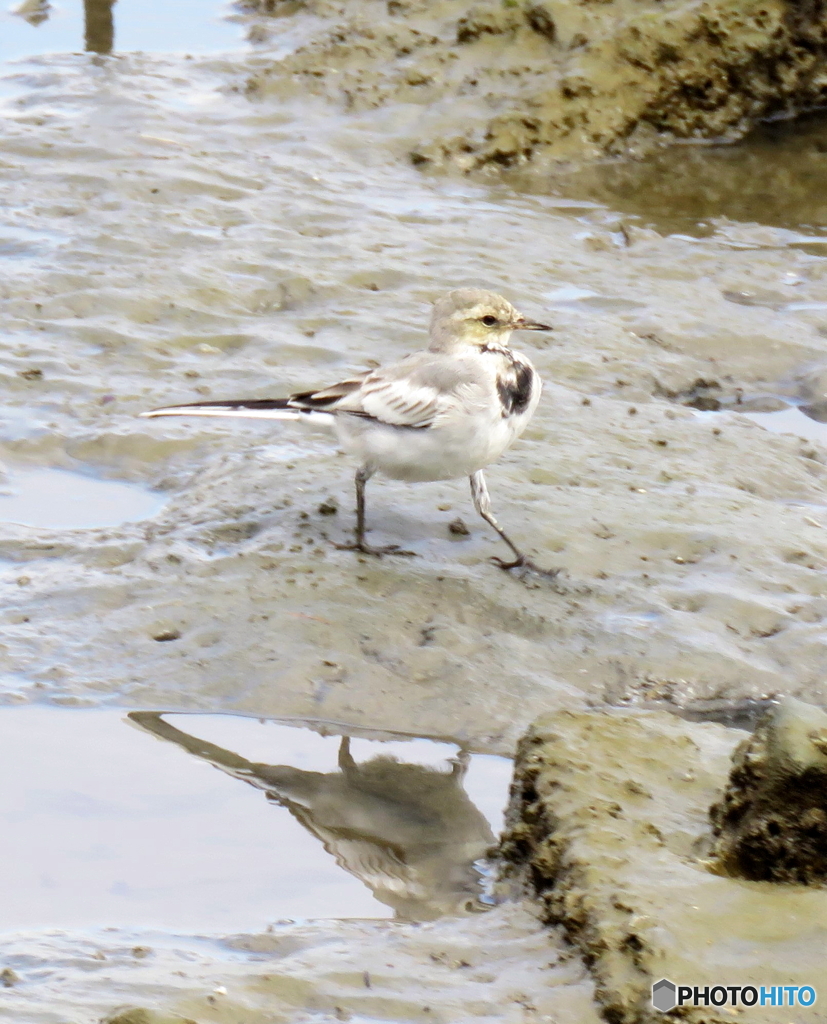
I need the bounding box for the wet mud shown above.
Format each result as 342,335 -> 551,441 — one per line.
3,2 -> 827,1020
2,900 -> 599,1024
244,0 -> 827,172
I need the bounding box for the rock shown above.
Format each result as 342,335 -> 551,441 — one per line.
448,517 -> 469,536
500,709 -> 827,1024
709,697 -> 827,884
246,0 -> 827,170
151,629 -> 181,642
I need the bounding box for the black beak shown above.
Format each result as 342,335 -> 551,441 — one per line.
513,318 -> 553,331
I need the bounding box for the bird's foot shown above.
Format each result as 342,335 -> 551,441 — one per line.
491,554 -> 561,580
336,540 -> 417,558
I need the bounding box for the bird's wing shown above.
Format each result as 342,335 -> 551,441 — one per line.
351,373 -> 442,429
143,353 -> 478,431
328,837 -> 423,897
322,353 -> 474,429
290,371 -> 442,429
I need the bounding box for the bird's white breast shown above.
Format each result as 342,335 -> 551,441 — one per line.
334,348 -> 541,483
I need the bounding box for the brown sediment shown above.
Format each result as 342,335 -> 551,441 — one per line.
244,0 -> 827,171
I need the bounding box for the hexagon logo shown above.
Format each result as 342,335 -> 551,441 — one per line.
652,978 -> 677,1012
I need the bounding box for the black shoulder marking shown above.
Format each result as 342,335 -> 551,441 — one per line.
496,358 -> 534,418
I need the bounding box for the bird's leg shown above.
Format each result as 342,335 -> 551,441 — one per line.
469,470 -> 558,577
338,736 -> 357,775
451,748 -> 470,779
469,470 -> 523,565
335,466 -> 416,558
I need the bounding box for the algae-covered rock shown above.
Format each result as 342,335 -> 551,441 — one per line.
500,709 -> 827,1024
245,0 -> 827,171
710,696 -> 827,884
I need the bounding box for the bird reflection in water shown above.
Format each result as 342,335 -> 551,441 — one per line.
10,0 -> 115,52
128,712 -> 497,921
84,0 -> 115,54
11,0 -> 51,27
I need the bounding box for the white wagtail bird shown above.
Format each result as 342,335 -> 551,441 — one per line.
141,288 -> 553,572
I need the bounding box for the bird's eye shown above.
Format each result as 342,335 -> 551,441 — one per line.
481,315 -> 498,327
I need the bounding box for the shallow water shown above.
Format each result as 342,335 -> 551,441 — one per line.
742,406 -> 827,445
0,466 -> 164,528
515,112 -> 827,235
1,0 -> 246,62
0,707 -> 510,930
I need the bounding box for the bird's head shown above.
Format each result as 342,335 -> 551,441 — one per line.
429,288 -> 551,352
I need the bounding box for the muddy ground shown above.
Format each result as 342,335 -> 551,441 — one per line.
3,2 -> 827,1021
245,0 -> 827,171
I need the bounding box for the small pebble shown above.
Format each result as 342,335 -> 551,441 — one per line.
1,968 -> 19,987
152,629 -> 181,642
448,517 -> 470,536
318,498 -> 338,515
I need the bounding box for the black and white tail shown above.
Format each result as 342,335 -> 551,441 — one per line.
140,376 -> 369,424
140,398 -> 335,424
